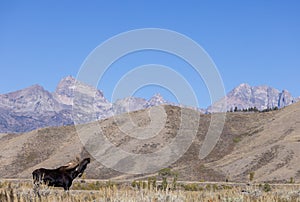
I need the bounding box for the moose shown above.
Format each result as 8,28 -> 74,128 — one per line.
32,157 -> 90,192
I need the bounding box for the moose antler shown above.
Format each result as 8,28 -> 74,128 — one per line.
62,156 -> 80,170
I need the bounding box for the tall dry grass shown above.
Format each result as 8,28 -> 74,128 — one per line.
0,180 -> 299,202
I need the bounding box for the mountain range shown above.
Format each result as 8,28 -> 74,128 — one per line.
0,76 -> 167,133
0,76 -> 298,133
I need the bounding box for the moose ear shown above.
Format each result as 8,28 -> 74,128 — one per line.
76,156 -> 80,162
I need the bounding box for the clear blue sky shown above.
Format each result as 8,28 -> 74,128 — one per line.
0,1 -> 299,108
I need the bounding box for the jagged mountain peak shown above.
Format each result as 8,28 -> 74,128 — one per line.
0,84 -> 50,103
150,93 -> 164,100
208,83 -> 296,112
54,76 -> 77,105
147,93 -> 167,107
55,75 -> 76,90
0,83 -> 62,116
11,84 -> 45,95
54,76 -> 112,123
54,76 -> 108,106
112,97 -> 147,115
25,84 -> 44,90
278,90 -> 294,108
229,83 -> 274,96
62,75 -> 76,81
236,83 -> 251,89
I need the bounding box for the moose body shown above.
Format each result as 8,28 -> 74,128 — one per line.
32,158 -> 90,191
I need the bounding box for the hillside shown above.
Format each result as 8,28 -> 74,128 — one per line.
207,101 -> 300,182
0,103 -> 299,183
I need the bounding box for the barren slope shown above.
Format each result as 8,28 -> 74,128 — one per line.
0,104 -> 299,182
207,101 -> 300,182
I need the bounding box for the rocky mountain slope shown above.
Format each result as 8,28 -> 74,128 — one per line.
0,77 -> 298,133
208,83 -> 298,112
1,102 -> 299,183
0,76 -> 168,133
0,85 -> 73,133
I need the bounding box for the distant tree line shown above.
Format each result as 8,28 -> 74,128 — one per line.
228,106 -> 279,113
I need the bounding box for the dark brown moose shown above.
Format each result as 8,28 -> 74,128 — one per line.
32,157 -> 90,192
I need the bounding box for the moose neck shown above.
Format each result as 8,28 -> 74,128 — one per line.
72,158 -> 90,178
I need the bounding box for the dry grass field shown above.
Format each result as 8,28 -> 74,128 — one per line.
0,179 -> 299,202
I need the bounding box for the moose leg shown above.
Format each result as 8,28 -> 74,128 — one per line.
63,178 -> 72,191
63,185 -> 68,191
33,182 -> 41,198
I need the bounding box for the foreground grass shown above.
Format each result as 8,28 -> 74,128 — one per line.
0,180 -> 299,202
